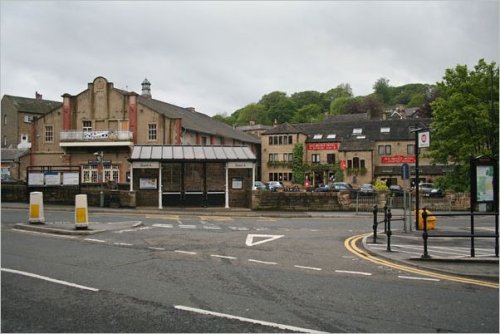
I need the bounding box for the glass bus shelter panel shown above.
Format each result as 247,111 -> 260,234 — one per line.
206,162 -> 226,206
162,163 -> 182,206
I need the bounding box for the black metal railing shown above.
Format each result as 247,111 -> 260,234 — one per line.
372,205 -> 392,251
421,208 -> 499,259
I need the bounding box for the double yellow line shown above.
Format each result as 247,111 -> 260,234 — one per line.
345,233 -> 499,289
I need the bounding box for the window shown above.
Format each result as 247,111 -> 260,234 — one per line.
378,145 -> 392,155
407,144 -> 415,155
313,134 -> 323,139
283,153 -> 293,162
268,136 -> 273,145
353,157 -> 360,169
273,136 -> 278,145
327,154 -> 336,164
24,115 -> 35,123
327,134 -> 336,139
3,115 -> 6,125
3,136 -> 6,146
288,135 -> 293,144
353,128 -> 363,134
312,154 -> 320,163
83,121 -> 92,132
82,164 -> 120,183
380,127 -> 390,133
148,123 -> 157,141
269,153 -> 278,162
201,136 -> 208,145
45,126 -> 54,143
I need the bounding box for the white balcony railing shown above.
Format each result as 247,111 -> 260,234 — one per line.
60,130 -> 133,142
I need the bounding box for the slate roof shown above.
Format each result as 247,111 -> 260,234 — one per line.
263,118 -> 432,145
1,148 -> 29,162
137,96 -> 260,144
130,145 -> 256,162
2,95 -> 62,114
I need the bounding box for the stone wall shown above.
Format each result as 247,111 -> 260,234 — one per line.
251,191 -> 346,211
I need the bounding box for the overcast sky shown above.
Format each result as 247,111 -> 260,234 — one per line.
1,1 -> 498,116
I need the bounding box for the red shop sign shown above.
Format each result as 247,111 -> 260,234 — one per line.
381,155 -> 416,164
306,143 -> 340,151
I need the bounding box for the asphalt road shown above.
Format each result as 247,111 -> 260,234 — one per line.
1,208 -> 498,332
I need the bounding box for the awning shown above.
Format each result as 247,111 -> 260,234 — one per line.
130,145 -> 256,162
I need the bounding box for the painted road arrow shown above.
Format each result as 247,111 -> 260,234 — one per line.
245,234 -> 284,247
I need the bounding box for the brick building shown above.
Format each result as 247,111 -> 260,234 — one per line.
6,76 -> 259,207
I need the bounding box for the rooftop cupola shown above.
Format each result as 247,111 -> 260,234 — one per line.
141,78 -> 152,98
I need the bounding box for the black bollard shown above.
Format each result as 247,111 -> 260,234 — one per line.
421,208 -> 430,258
386,208 -> 392,252
372,205 -> 378,243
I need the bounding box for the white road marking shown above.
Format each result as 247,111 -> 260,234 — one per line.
248,259 -> 277,265
335,270 -> 372,276
294,265 -> 322,271
229,226 -> 249,231
211,254 -> 237,260
84,238 -> 106,243
113,242 -> 133,246
13,229 -> 76,239
148,247 -> 166,251
398,275 -> 440,282
174,305 -> 327,334
1,268 -> 99,292
114,226 -> 152,233
179,225 -> 197,229
174,250 -> 197,255
203,226 -> 222,230
152,224 -> 173,228
245,234 -> 284,247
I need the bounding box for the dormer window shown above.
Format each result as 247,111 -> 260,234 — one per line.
327,134 -> 336,139
381,127 -> 390,133
353,128 -> 362,134
313,134 -> 323,139
356,135 -> 366,139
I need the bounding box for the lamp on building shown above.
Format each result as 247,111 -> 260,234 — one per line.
94,151 -> 104,207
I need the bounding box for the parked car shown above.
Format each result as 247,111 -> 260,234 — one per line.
331,182 -> 354,191
426,188 -> 445,198
314,184 -> 330,192
359,183 -> 375,196
389,184 -> 404,197
418,182 -> 434,194
267,181 -> 283,192
253,181 -> 268,191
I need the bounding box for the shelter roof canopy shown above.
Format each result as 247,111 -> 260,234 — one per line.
130,145 -> 256,162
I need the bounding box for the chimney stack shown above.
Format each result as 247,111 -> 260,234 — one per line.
35,92 -> 42,100
141,78 -> 152,99
186,107 -> 196,112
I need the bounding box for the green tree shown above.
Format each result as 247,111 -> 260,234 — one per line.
329,96 -> 352,115
430,59 -> 499,190
292,143 -> 305,184
234,103 -> 270,125
373,77 -> 392,104
291,104 -> 324,123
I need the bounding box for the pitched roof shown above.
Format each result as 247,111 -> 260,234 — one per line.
137,96 -> 260,144
130,145 -> 256,161
262,122 -> 315,135
2,95 -> 62,114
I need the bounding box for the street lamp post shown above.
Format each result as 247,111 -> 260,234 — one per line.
94,151 -> 104,207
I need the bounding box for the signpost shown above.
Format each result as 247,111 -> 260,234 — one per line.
412,127 -> 431,230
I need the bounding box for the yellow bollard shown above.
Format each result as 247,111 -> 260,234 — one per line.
75,194 -> 89,229
29,192 -> 45,224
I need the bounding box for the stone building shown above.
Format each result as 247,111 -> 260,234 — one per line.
262,116 -> 442,188
12,76 -> 259,207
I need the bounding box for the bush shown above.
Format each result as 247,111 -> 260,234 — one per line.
373,179 -> 389,191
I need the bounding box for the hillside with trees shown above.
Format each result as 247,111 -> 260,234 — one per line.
213,80 -> 436,126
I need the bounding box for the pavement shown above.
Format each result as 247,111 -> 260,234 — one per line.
3,202 -> 499,283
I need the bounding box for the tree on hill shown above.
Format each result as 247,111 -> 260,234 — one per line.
430,59 -> 499,191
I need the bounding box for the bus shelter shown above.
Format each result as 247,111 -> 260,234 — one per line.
129,145 -> 256,208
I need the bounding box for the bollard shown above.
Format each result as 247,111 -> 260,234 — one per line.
372,205 -> 378,243
421,207 -> 430,258
75,194 -> 89,229
383,205 -> 388,233
28,192 -> 45,224
386,208 -> 392,252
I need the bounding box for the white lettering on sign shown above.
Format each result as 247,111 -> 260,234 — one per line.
228,162 -> 253,169
245,234 -> 284,247
132,161 -> 160,169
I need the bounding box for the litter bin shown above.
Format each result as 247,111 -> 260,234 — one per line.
415,209 -> 436,230
109,190 -> 120,208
